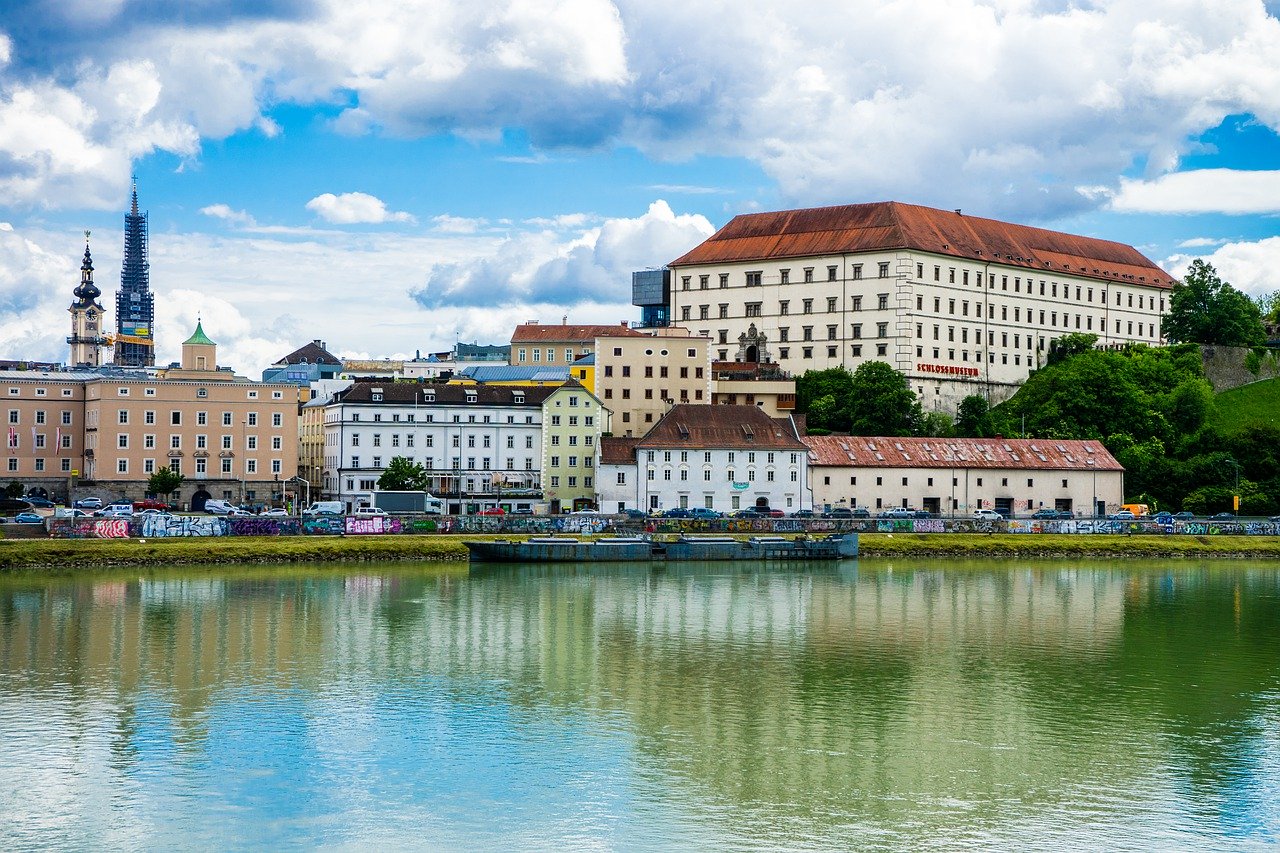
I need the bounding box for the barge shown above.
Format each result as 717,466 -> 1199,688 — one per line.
464,534 -> 859,563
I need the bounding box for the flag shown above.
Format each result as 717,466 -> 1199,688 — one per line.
55,427 -> 62,456
7,426 -> 15,453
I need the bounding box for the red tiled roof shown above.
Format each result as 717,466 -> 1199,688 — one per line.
670,201 -> 1173,289
600,436 -> 641,465
803,435 -> 1123,471
510,323 -> 643,343
637,404 -> 806,450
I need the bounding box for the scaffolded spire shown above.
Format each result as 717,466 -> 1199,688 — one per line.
113,176 -> 155,367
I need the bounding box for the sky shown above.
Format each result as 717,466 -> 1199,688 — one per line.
2,0 -> 1280,378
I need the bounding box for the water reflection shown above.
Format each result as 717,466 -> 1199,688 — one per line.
0,560 -> 1278,850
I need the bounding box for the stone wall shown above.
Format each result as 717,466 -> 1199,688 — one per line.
1201,345 -> 1280,392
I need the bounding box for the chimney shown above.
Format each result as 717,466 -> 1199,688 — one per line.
620,321 -> 628,327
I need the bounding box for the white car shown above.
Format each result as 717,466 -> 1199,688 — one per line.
973,509 -> 1004,521
95,506 -> 134,518
260,508 -> 290,517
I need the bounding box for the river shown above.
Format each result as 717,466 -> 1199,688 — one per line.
1,559 -> 1277,851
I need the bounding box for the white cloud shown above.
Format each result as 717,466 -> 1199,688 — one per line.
1110,169 -> 1280,214
199,203 -> 256,227
1163,237 -> 1280,297
431,215 -> 486,234
305,192 -> 416,225
414,200 -> 713,308
1176,237 -> 1227,248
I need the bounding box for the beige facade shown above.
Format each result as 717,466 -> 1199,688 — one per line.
0,331 -> 299,507
592,328 -> 712,437
709,361 -> 796,417
510,322 -> 641,367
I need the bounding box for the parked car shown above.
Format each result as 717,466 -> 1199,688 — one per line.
227,508 -> 253,517
260,508 -> 290,517
850,507 -> 871,519
1031,508 -> 1064,520
74,497 -> 103,510
96,506 -> 134,518
913,510 -> 935,519
1108,510 -> 1136,520
568,509 -> 601,516
204,499 -> 235,515
824,507 -> 853,519
1210,511 -> 1236,520
974,508 -> 1004,521
133,498 -> 171,511
661,508 -> 694,519
55,508 -> 91,519
478,507 -> 505,516
24,496 -> 54,508
14,512 -> 43,524
791,509 -> 816,518
135,508 -> 171,517
1153,511 -> 1173,522
689,507 -> 722,519
880,507 -> 913,519
621,508 -> 648,520
1173,511 -> 1195,520
731,508 -> 763,518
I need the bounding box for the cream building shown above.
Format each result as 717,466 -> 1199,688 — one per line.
592,328 -> 712,437
666,202 -> 1173,413
539,381 -> 609,513
804,435 -> 1124,517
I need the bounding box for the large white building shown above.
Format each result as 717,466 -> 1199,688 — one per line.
324,382 -> 553,513
597,404 -> 809,515
804,435 -> 1124,518
666,202 -> 1174,412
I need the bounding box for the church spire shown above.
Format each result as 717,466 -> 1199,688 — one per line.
114,177 -> 155,367
73,230 -> 100,302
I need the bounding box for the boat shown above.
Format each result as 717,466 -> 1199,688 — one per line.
464,533 -> 858,563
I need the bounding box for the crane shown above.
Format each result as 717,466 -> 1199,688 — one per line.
102,332 -> 153,347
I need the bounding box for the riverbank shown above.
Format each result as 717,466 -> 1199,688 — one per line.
4,532 -> 1280,572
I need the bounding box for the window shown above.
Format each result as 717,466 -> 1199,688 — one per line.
117,434 -> 129,449
803,299 -> 813,314
171,411 -> 181,425
779,269 -> 789,284
719,273 -> 729,288
878,261 -> 890,278
878,294 -> 889,310
745,271 -> 762,286
851,264 -> 863,280
118,410 -> 129,424
827,265 -> 837,281
745,302 -> 762,317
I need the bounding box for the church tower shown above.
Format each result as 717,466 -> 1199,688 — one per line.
113,178 -> 156,367
68,231 -> 106,367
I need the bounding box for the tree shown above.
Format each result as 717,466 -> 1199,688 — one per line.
5,481 -> 23,498
378,456 -> 429,491
1046,333 -> 1098,367
148,468 -> 185,496
920,411 -> 954,437
846,361 -> 922,436
1164,260 -> 1264,346
795,368 -> 854,432
955,395 -> 993,437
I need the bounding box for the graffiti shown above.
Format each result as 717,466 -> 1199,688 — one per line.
227,517 -> 301,537
561,516 -> 607,534
140,515 -> 227,538
913,519 -> 945,534
344,516 -> 403,535
94,519 -> 130,539
302,516 -> 346,535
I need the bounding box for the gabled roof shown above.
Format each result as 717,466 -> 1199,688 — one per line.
803,435 -> 1123,471
336,383 -> 554,407
670,201 -> 1174,289
275,340 -> 341,366
600,436 -> 641,465
636,404 -> 805,450
511,323 -> 643,343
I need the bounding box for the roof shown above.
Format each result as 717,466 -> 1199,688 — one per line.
275,340 -> 341,366
511,323 -> 643,343
600,436 -> 641,465
457,365 -> 570,383
336,383 -> 555,406
803,435 -> 1123,471
636,404 -> 806,450
670,201 -> 1174,289
182,321 -> 215,347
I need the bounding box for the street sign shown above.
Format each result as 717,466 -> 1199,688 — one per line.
71,469 -> 79,476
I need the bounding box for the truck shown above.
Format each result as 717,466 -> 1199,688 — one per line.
370,491 -> 445,515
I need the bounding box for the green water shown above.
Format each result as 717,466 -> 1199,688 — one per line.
1,559 -> 1277,851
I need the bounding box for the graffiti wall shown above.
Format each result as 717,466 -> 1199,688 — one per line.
41,513 -> 1280,540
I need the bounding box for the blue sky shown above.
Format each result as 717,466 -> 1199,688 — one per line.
2,0 -> 1280,376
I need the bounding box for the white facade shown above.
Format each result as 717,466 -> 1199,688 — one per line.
323,384 -> 551,513
599,446 -> 809,514
669,206 -> 1171,414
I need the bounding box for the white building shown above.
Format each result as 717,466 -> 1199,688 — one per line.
324,382 -> 553,513
666,201 -> 1174,412
597,404 -> 809,514
804,435 -> 1124,517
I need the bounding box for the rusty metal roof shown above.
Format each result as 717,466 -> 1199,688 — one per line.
599,436 -> 642,465
803,435 -> 1123,471
670,201 -> 1173,289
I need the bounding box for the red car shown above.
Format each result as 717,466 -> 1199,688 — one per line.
478,508 -> 505,516
133,498 -> 171,511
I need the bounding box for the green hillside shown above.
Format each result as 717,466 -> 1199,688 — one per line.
1209,378 -> 1280,434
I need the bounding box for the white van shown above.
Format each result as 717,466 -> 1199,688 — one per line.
353,506 -> 388,518
303,501 -> 343,516
204,499 -> 235,515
